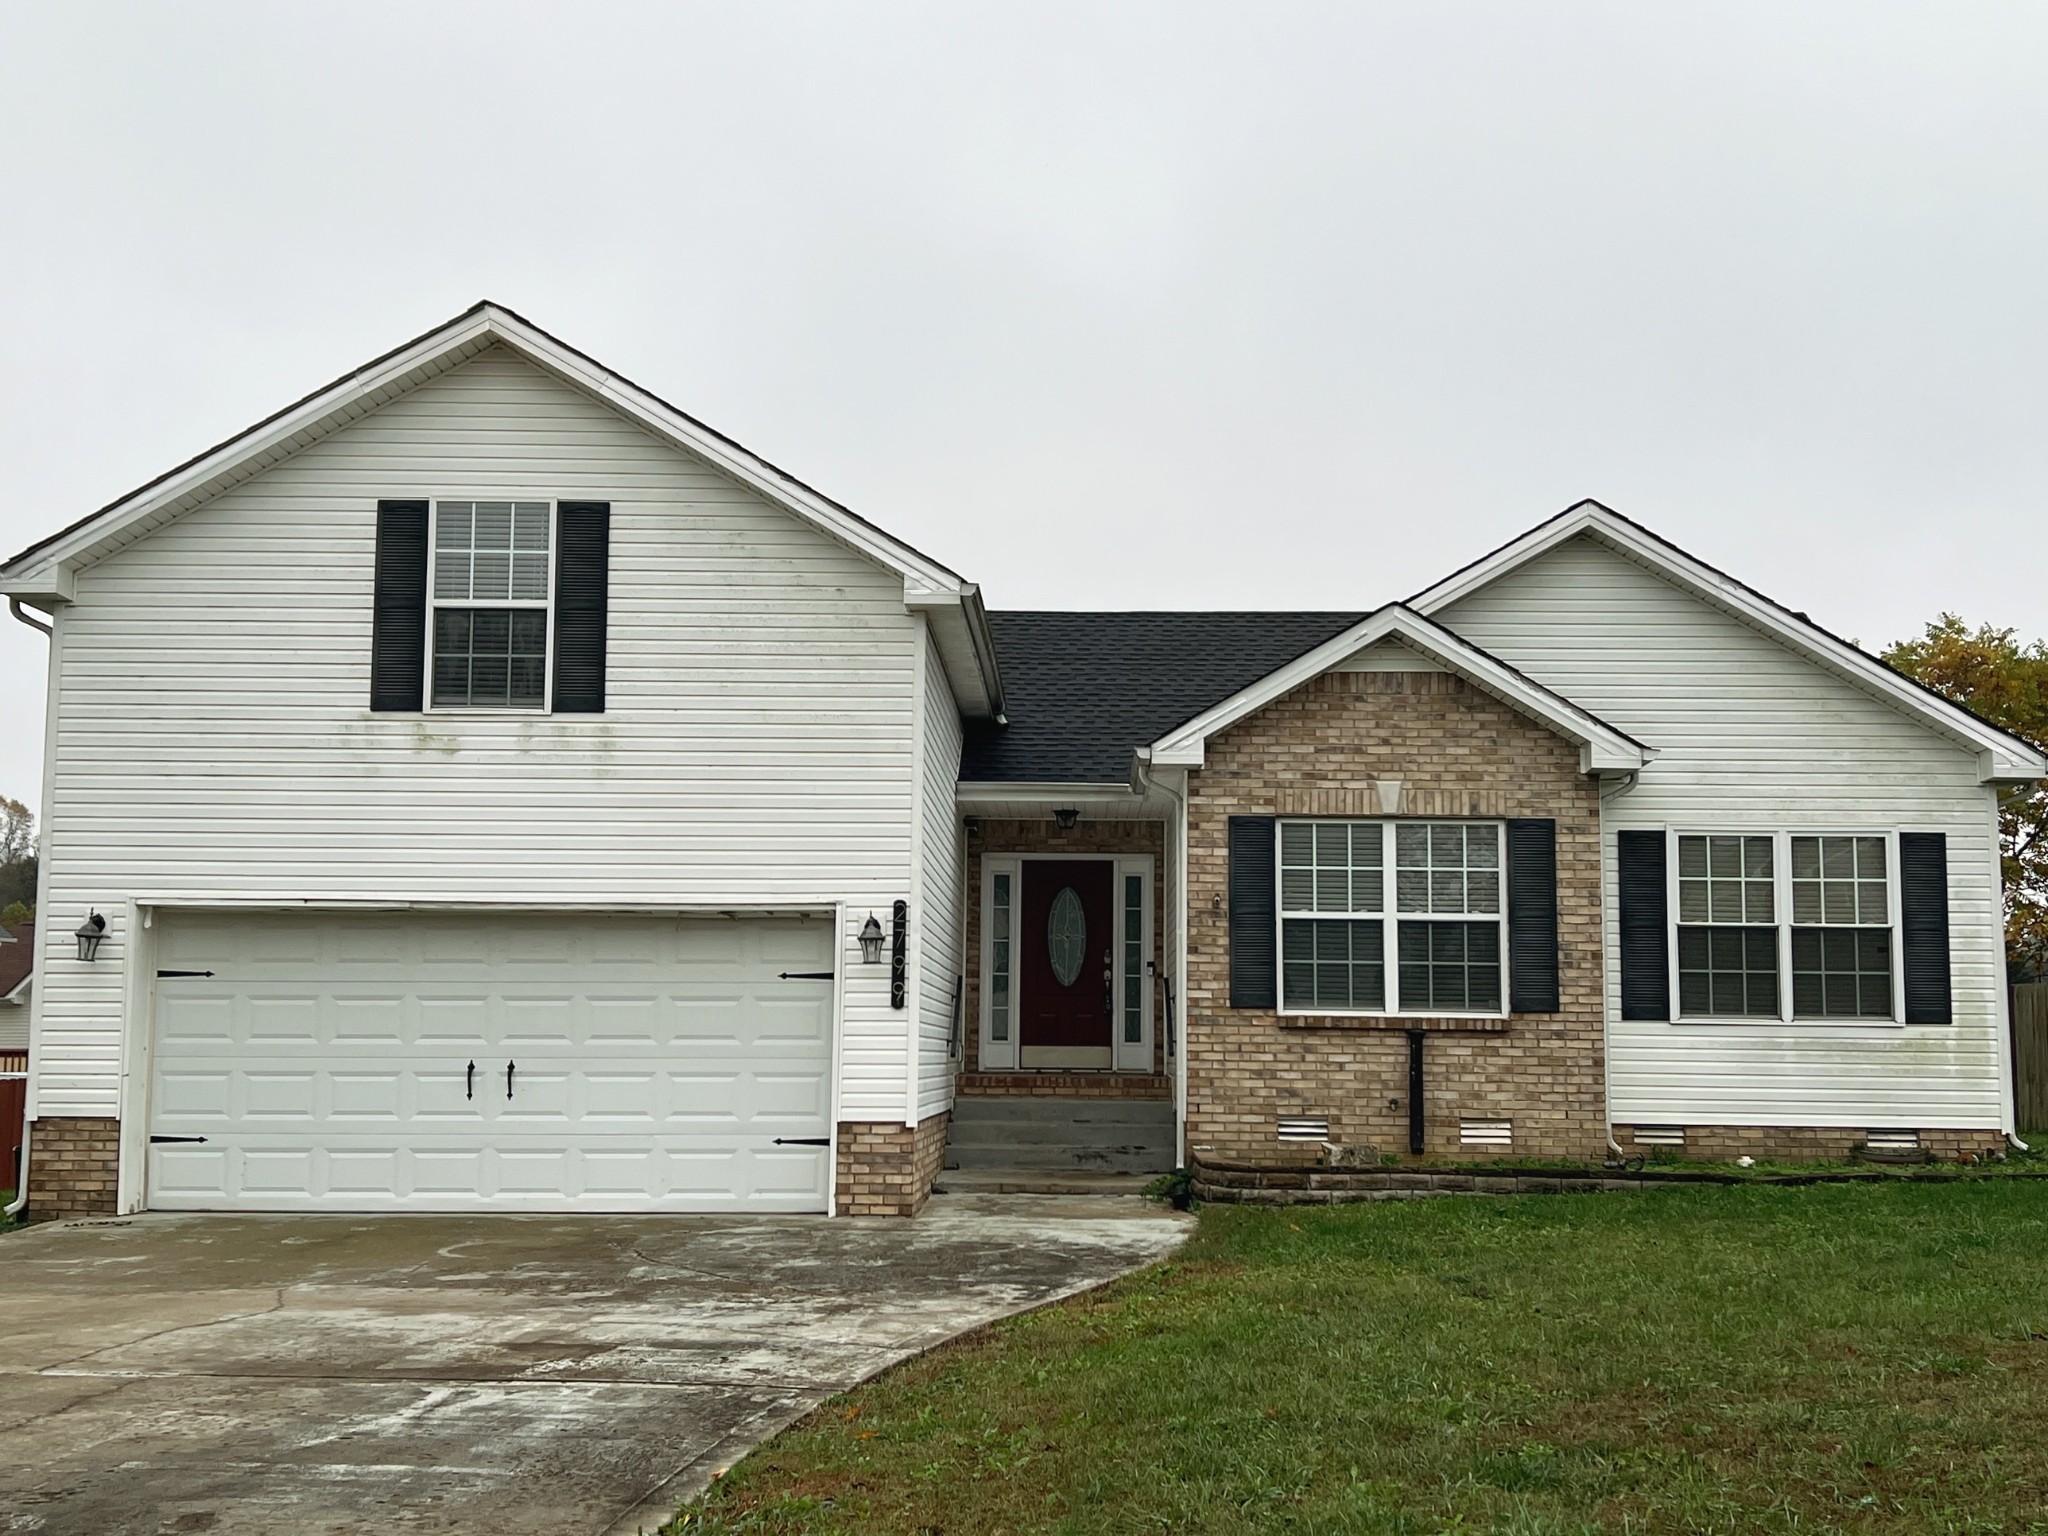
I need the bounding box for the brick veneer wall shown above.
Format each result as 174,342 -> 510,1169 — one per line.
1185,670 -> 1609,1165
961,818 -> 1167,1079
27,1117 -> 120,1220
1615,1124 -> 2006,1162
835,1113 -> 950,1216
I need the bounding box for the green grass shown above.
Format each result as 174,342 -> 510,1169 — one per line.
671,1183 -> 2048,1535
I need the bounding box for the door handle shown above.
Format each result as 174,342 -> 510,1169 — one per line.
1103,949 -> 1114,1016
466,1060 -> 475,1101
506,1060 -> 516,1099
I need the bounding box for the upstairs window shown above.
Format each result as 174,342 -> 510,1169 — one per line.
430,501 -> 552,708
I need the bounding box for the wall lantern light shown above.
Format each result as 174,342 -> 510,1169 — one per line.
858,913 -> 885,965
74,911 -> 107,962
1053,807 -> 1079,829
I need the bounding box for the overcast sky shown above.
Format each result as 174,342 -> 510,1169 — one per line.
3,2 -> 2045,817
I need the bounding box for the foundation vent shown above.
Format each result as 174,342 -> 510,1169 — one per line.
1277,1116 -> 1331,1142
1866,1129 -> 1921,1153
1632,1125 -> 1686,1147
1459,1118 -> 1513,1148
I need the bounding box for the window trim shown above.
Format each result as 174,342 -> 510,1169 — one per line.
423,497 -> 558,713
1665,828 -> 1904,1026
978,853 -> 1154,1071
1275,819 -> 1509,1020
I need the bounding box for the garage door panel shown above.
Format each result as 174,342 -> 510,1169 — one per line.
149,912 -> 834,1213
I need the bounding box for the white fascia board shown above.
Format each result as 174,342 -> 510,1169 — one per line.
905,587 -> 1004,720
955,780 -> 1146,802
1410,500 -> 2048,785
2,304 -> 972,607
1147,604 -> 1648,774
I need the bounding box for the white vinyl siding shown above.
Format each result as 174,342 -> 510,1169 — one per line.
914,618 -> 965,1122
1437,533 -> 2008,1129
32,345 -> 925,1123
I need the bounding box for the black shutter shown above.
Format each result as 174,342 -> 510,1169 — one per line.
370,500 -> 428,712
1228,815 -> 1278,1009
552,501 -> 610,713
1506,818 -> 1559,1013
1899,832 -> 1952,1024
1617,829 -> 1670,1021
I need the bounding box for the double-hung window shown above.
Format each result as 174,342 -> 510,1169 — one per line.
1789,836 -> 1893,1019
1674,831 -> 1896,1021
1279,820 -> 1504,1016
430,500 -> 552,709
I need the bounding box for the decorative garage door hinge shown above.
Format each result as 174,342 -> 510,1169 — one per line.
777,971 -> 835,980
156,969 -> 215,978
149,1135 -> 208,1144
772,1137 -> 830,1147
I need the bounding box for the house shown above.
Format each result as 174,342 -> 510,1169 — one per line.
0,923 -> 30,1051
2,303 -> 2039,1222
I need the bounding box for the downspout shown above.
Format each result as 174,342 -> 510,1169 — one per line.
1133,751 -> 1188,1167
6,598 -> 51,1218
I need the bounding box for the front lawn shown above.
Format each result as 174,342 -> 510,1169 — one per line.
674,1182 -> 2048,1534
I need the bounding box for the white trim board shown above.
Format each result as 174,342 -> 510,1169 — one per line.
1144,604 -> 1649,774
1408,500 -> 2046,785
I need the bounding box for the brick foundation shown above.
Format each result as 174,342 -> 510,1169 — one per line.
835,1113 -> 950,1216
1615,1124 -> 2009,1163
1185,670 -> 1609,1167
27,1117 -> 120,1221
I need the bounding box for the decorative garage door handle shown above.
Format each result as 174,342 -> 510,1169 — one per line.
466,1061 -> 475,1101
506,1060 -> 516,1099
772,1137 -> 830,1146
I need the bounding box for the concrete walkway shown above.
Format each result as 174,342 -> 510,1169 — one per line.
0,1193 -> 1191,1535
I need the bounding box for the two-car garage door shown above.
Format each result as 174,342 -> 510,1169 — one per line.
147,910 -> 834,1212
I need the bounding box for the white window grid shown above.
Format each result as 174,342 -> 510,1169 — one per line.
1666,829 -> 1904,1025
424,499 -> 557,712
1276,820 -> 1508,1019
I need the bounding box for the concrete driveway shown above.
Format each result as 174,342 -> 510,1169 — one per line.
0,1194 -> 1190,1535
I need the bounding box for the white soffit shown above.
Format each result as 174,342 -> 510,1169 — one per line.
1409,500 -> 2047,784
1145,604 -> 1648,774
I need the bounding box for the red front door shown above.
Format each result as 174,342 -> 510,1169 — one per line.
1020,860 -> 1114,1065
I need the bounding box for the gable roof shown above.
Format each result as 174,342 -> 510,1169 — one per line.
1143,604 -> 1650,774
0,301 -> 1004,717
960,611 -> 1368,783
1409,500 -> 2048,784
0,924 -> 32,1004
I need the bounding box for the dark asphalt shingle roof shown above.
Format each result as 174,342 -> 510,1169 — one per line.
960,611 -> 1368,784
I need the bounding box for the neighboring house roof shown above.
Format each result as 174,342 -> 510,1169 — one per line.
0,924 -> 32,1005
1410,499 -> 2048,784
1144,604 -> 1651,774
960,611 -> 1368,784
0,301 -> 1004,718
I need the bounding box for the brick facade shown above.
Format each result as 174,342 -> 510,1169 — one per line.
1615,1123 -> 2007,1163
27,1116 -> 120,1220
834,1113 -> 950,1216
961,817 -> 1167,1082
1185,670 -> 1609,1165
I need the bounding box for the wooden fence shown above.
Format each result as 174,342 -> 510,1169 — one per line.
2014,984 -> 2048,1134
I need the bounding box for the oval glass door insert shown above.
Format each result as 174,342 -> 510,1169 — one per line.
1047,887 -> 1087,986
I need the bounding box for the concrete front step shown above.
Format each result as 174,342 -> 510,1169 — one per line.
935,1170 -> 1163,1197
945,1095 -> 1176,1176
